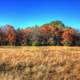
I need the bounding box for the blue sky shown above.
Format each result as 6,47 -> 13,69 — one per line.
0,0 -> 80,29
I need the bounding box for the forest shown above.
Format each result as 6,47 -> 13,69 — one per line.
0,20 -> 80,46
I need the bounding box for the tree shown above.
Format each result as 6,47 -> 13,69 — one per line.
0,28 -> 3,45
16,28 -> 23,46
5,25 -> 16,45
61,28 -> 76,46
47,28 -> 63,46
38,25 -> 53,45
20,28 -> 32,45
74,32 -> 80,46
0,26 -> 9,45
50,20 -> 65,30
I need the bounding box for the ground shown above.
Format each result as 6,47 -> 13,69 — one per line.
0,46 -> 80,80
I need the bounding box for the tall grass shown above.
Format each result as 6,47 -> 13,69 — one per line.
0,46 -> 79,80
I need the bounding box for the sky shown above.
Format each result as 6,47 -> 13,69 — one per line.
0,0 -> 80,29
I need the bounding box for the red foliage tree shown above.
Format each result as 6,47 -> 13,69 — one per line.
20,28 -> 32,45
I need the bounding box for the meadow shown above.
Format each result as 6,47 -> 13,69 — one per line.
0,46 -> 80,80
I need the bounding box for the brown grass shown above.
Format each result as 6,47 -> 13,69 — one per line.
0,46 -> 80,80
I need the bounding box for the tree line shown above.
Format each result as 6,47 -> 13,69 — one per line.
0,20 -> 80,46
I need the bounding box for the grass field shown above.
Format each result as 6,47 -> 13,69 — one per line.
0,46 -> 80,80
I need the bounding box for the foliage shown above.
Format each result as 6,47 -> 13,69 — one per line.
32,42 -> 42,46
61,29 -> 76,46
5,25 -> 16,45
50,20 -> 65,29
0,20 -> 79,46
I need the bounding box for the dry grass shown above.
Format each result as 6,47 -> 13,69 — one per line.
0,46 -> 80,80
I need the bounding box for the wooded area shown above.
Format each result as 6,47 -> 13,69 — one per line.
0,20 -> 80,46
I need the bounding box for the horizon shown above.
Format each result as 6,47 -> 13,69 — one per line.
0,0 -> 80,29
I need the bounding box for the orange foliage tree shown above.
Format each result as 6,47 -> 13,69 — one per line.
61,28 -> 76,46
6,25 -> 16,45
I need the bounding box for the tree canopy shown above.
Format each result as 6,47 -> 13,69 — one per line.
0,20 -> 80,46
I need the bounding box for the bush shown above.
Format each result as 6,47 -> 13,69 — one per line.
48,42 -> 56,46
32,41 -> 49,46
32,42 -> 42,46
41,42 -> 49,46
62,42 -> 72,46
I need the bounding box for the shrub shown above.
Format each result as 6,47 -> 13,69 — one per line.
62,42 -> 73,46
32,42 -> 42,46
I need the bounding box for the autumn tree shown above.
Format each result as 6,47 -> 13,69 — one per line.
0,26 -> 9,45
61,28 -> 76,46
50,20 -> 65,30
16,28 -> 23,46
37,25 -> 54,45
20,28 -> 33,45
5,25 -> 16,45
0,28 -> 3,45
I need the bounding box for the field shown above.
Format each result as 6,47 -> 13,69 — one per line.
0,46 -> 80,80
